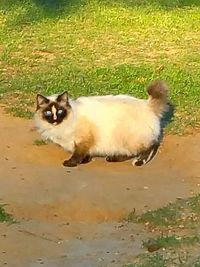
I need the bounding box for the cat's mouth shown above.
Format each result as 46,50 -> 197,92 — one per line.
49,120 -> 63,126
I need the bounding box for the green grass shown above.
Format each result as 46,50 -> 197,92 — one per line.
0,204 -> 14,223
6,107 -> 33,119
0,0 -> 199,133
124,253 -> 166,267
143,235 -> 200,250
126,194 -> 200,267
128,194 -> 200,229
194,257 -> 200,267
33,139 -> 47,146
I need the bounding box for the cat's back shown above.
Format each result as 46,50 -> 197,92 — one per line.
74,94 -> 150,129
75,94 -> 145,111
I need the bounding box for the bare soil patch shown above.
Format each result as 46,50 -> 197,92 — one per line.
0,108 -> 199,267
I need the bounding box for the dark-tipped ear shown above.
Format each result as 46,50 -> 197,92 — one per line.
36,94 -> 49,109
56,91 -> 69,105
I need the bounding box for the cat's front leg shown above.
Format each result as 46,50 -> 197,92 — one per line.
63,156 -> 80,167
62,142 -> 92,167
81,155 -> 92,164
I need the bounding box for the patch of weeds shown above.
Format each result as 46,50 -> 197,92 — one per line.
33,139 -> 47,146
6,107 -> 33,119
127,201 -> 179,226
124,253 -> 166,267
128,194 -> 200,229
137,203 -> 180,227
127,209 -> 137,222
143,235 -> 200,252
0,91 -> 35,119
0,204 -> 14,223
125,195 -> 200,267
194,257 -> 200,267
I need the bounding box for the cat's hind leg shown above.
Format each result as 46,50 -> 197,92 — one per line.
132,143 -> 159,166
106,155 -> 133,162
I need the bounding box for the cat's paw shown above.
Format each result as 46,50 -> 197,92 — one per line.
81,155 -> 92,164
62,159 -> 78,167
134,160 -> 145,166
132,158 -> 145,166
106,156 -> 114,162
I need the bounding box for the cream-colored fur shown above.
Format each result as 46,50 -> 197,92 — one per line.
34,93 -> 164,159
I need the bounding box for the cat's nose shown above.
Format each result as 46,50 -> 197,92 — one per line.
53,114 -> 57,120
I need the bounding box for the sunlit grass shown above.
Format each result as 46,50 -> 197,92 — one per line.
126,194 -> 200,266
0,0 -> 199,132
0,204 -> 14,223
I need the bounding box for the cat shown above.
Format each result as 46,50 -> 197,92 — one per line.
34,80 -> 168,167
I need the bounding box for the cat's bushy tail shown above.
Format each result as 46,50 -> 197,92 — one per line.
147,80 -> 169,117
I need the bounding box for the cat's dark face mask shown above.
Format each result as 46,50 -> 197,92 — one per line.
36,92 -> 71,125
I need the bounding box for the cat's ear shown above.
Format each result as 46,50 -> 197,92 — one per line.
36,94 -> 49,109
56,91 -> 69,105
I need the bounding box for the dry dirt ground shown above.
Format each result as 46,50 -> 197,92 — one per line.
0,107 -> 199,267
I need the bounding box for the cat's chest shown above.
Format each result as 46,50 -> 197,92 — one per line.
43,127 -> 75,152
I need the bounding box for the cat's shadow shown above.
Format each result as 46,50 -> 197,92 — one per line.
159,102 -> 175,142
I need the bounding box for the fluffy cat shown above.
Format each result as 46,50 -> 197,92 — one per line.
34,80 -> 168,167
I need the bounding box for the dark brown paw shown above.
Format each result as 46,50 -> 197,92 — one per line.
62,159 -> 78,167
134,160 -> 144,166
81,155 -> 92,164
106,156 -> 115,162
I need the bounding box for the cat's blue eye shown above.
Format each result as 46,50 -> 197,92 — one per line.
57,109 -> 63,115
44,110 -> 52,116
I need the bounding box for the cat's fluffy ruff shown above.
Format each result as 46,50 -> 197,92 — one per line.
34,80 -> 168,163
